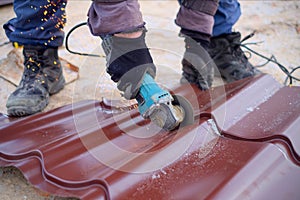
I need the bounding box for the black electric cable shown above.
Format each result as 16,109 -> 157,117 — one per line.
65,22 -> 104,57
241,44 -> 300,85
0,41 -> 10,47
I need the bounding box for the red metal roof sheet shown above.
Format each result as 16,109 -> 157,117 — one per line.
0,74 -> 299,199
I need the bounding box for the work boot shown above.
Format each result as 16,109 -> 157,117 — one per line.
208,32 -> 260,82
6,45 -> 65,117
180,37 -> 215,90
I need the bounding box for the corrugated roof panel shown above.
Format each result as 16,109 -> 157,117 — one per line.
0,74 -> 299,199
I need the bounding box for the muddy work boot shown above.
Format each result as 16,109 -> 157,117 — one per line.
6,45 -> 65,117
208,32 -> 260,82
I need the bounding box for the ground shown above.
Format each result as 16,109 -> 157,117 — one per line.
0,1 -> 300,199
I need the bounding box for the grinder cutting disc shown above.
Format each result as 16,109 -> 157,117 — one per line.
148,94 -> 194,131
171,94 -> 194,128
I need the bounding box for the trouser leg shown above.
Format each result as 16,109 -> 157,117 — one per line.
175,0 -> 219,41
4,0 -> 67,47
212,0 -> 241,37
87,0 -> 144,36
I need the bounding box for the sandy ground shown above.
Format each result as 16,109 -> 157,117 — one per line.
0,1 -> 299,199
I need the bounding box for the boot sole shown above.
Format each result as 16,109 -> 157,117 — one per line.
7,98 -> 49,117
7,76 -> 65,117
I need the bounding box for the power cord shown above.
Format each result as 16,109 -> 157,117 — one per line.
0,41 -> 10,47
65,22 -> 105,58
240,32 -> 300,85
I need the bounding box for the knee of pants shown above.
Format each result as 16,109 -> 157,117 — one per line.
87,0 -> 145,36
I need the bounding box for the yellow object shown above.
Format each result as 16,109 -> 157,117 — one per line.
13,42 -> 19,48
